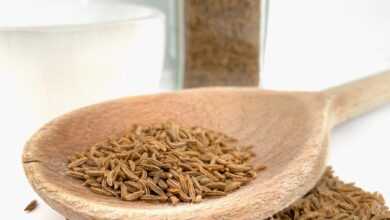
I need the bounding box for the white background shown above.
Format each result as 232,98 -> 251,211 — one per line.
263,0 -> 390,208
3,0 -> 390,219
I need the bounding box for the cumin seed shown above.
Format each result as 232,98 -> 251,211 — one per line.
24,200 -> 38,212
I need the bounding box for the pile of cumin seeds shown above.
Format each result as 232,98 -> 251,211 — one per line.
67,122 -> 265,204
267,167 -> 390,220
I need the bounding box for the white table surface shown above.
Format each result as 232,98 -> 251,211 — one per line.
4,0 -> 390,219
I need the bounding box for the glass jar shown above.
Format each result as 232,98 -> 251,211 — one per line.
0,0 -> 166,141
180,0 -> 268,88
135,0 -> 268,89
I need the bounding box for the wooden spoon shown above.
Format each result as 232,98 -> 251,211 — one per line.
23,71 -> 390,220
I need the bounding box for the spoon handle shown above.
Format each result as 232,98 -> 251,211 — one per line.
325,71 -> 390,126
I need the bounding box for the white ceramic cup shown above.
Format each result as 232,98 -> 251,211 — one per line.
0,0 -> 165,125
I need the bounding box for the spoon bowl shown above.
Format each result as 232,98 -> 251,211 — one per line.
23,72 -> 390,220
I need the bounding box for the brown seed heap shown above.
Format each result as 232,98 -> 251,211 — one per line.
268,167 -> 390,220
67,122 -> 263,204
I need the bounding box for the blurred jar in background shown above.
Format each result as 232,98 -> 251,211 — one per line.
0,0 -> 165,141
182,0 -> 264,88
142,0 -> 268,89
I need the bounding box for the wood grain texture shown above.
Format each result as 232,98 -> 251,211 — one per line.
326,71 -> 390,127
22,71 -> 390,220
23,89 -> 330,220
